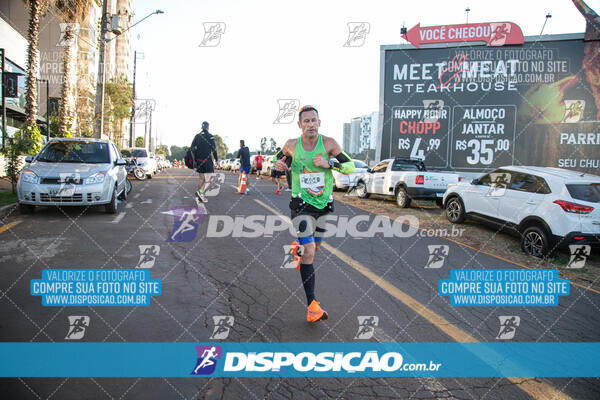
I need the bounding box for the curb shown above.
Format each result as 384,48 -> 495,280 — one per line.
0,202 -> 17,220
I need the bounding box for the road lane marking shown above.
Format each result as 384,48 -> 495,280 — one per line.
253,198 -> 571,400
125,203 -> 133,209
133,193 -> 140,199
140,199 -> 152,204
0,220 -> 21,234
110,212 -> 126,224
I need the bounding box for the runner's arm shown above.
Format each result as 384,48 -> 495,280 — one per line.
327,138 -> 355,174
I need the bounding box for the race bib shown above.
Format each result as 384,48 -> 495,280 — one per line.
299,172 -> 325,191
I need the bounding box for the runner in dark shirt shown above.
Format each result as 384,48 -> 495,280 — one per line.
237,140 -> 251,194
191,121 -> 218,202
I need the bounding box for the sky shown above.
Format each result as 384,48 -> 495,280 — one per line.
129,0 -> 599,153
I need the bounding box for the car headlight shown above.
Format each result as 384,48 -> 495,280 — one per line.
20,170 -> 40,184
84,171 -> 106,184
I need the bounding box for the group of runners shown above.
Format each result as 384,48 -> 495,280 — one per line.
189,106 -> 355,322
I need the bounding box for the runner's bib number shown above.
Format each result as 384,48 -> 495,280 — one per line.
299,172 -> 325,190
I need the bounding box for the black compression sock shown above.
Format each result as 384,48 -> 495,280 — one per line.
300,263 -> 315,306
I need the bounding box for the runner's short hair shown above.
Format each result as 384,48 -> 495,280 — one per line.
299,105 -> 318,120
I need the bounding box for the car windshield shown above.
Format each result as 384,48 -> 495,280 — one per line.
354,160 -> 367,168
132,149 -> 148,157
391,160 -> 425,171
566,184 -> 600,203
36,141 -> 109,164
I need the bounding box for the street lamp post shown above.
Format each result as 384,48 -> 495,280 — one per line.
93,6 -> 164,139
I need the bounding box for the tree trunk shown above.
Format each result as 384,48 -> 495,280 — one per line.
58,25 -> 74,136
25,0 -> 46,127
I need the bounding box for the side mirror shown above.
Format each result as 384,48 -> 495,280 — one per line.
115,159 -> 127,166
471,178 -> 479,185
25,156 -> 33,163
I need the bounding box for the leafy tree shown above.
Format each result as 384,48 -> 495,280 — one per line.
1,126 -> 44,193
213,134 -> 228,159
260,137 -> 268,153
135,136 -> 145,147
24,0 -> 49,127
169,145 -> 187,161
269,138 -> 278,153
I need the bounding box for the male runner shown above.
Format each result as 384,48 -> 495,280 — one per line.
191,121 -> 218,202
274,105 -> 354,322
254,151 -> 264,178
237,140 -> 251,194
272,147 -> 285,194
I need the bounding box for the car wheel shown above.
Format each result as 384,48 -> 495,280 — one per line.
105,187 -> 118,214
118,181 -> 127,201
356,181 -> 370,199
521,226 -> 550,258
395,187 -> 411,208
445,197 -> 465,223
18,203 -> 35,214
134,168 -> 146,180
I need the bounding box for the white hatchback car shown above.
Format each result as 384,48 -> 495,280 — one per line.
443,166 -> 600,257
17,138 -> 128,214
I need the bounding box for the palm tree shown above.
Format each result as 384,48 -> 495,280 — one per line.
54,0 -> 93,135
24,0 -> 50,127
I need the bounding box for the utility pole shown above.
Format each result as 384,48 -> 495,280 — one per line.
148,103 -> 153,152
1,48 -> 6,149
129,50 -> 137,147
93,0 -> 108,138
95,9 -> 163,141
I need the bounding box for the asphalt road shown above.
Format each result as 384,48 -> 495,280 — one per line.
0,168 -> 598,399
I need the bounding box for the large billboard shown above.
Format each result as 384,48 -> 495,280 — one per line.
378,34 -> 600,173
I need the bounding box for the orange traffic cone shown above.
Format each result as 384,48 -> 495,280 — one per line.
238,172 -> 248,194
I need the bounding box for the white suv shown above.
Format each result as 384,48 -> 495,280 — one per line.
443,166 -> 600,257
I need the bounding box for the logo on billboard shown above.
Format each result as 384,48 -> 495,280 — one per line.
496,316 -> 520,340
199,22 -> 226,47
562,100 -> 585,123
210,316 -> 234,340
65,316 -> 89,340
422,100 -> 445,123
274,99 -> 300,124
567,245 -> 590,269
354,316 -> 379,339
344,22 -> 370,47
137,245 -> 160,268
191,345 -> 222,375
425,245 -> 448,269
488,23 -> 512,46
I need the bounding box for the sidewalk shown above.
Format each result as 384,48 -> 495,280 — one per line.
0,177 -> 17,211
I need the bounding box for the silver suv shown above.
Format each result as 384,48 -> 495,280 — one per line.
443,166 -> 600,257
17,138 -> 128,214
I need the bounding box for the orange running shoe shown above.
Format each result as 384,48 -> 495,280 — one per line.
307,300 -> 328,322
276,188 -> 281,194
289,241 -> 302,270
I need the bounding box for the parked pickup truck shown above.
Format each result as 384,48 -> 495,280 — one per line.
355,158 -> 459,208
